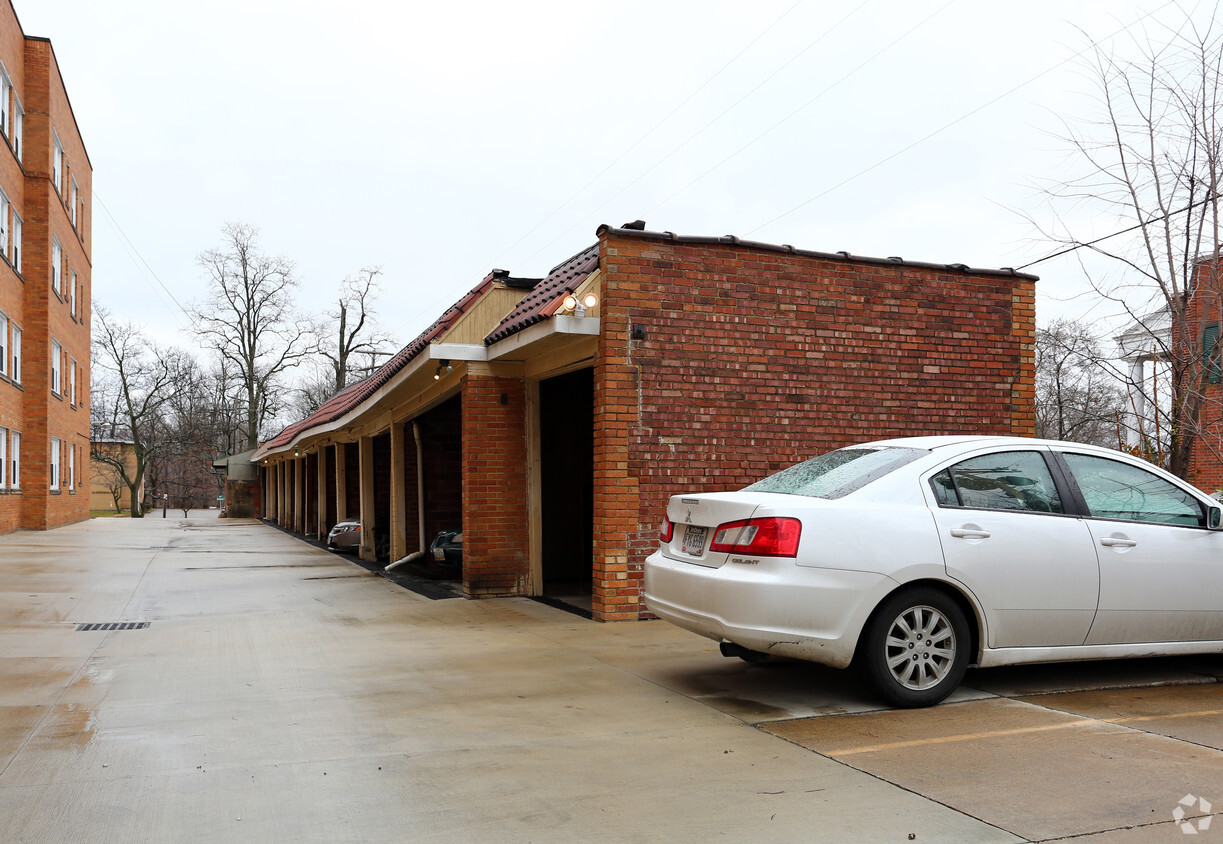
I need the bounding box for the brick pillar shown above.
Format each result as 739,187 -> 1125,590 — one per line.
591,288 -> 643,621
461,364 -> 529,597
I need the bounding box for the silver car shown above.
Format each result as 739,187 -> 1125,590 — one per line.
326,520 -> 361,552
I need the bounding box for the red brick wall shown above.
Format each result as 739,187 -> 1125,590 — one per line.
592,231 -> 1037,620
1184,259 -> 1223,492
461,370 -> 529,597
0,13 -> 91,532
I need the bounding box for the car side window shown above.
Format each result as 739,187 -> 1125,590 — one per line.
931,451 -> 1064,514
1061,453 -> 1205,527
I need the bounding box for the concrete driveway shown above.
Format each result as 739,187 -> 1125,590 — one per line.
0,515 -> 1219,842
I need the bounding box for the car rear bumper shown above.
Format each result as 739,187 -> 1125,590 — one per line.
643,550 -> 895,669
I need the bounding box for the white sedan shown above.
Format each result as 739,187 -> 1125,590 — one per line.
644,436 -> 1223,707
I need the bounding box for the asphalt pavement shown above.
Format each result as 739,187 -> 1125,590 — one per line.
0,514 -> 1219,842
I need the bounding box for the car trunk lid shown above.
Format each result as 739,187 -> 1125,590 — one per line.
661,493 -> 761,567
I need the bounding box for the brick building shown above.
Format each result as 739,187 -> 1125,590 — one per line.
253,223 -> 1036,620
0,0 -> 90,531
1179,256 -> 1223,491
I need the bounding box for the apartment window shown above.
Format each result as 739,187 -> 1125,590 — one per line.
50,339 -> 61,394
71,177 -> 79,227
0,189 -> 7,261
12,430 -> 20,489
0,313 -> 8,378
69,358 -> 76,405
52,132 -> 63,194
69,442 -> 75,490
52,237 -> 62,296
70,271 -> 77,317
13,96 -> 21,161
49,437 -> 60,491
0,63 -> 9,138
0,426 -> 8,488
11,211 -> 19,273
14,324 -> 24,384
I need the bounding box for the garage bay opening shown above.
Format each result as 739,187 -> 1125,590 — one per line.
539,368 -> 594,613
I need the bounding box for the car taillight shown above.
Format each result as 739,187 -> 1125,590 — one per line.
710,517 -> 801,557
660,514 -> 674,543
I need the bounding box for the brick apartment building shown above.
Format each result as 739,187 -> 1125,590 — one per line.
253,223 -> 1037,621
0,0 -> 91,531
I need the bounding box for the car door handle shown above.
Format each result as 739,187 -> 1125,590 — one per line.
950,528 -> 991,539
1100,537 -> 1137,548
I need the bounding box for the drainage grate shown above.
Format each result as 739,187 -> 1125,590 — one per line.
74,622 -> 151,632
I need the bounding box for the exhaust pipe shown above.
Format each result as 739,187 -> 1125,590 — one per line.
719,641 -> 769,663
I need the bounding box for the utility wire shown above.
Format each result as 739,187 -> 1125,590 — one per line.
746,0 -> 1178,235
93,189 -> 193,324
1016,195 -> 1213,270
482,0 -> 813,270
651,0 -> 955,220
508,0 -> 878,271
396,0 -> 828,342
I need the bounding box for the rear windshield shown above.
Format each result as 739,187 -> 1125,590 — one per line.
744,447 -> 927,499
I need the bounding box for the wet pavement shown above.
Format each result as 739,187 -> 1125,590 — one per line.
0,514 -> 1220,842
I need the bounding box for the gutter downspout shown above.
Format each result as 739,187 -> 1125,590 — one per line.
385,420 -> 428,571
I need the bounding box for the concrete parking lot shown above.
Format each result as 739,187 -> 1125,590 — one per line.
0,515 -> 1220,842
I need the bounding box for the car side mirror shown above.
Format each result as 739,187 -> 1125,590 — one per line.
1210,506 -> 1223,530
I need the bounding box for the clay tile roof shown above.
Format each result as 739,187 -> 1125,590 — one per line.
260,271 -> 506,454
484,243 -> 600,344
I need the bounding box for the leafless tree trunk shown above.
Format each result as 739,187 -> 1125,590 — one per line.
1034,12 -> 1223,478
91,307 -> 194,517
193,223 -> 316,450
320,266 -> 394,392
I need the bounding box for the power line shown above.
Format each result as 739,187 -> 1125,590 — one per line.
1016,195 -> 1214,270
650,0 -> 956,221
482,0 -> 814,270
507,0 -> 879,271
93,189 -> 193,324
745,0 -> 1178,235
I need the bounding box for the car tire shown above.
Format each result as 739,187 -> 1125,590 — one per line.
858,587 -> 970,708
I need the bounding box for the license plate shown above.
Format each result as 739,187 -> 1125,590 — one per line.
433,547 -> 446,561
681,525 -> 708,556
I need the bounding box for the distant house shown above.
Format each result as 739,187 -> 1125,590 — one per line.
90,440 -> 141,512
252,222 -> 1038,621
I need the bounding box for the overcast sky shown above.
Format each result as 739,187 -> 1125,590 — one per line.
17,0 -> 1212,356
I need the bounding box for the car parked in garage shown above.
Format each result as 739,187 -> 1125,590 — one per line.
326,520 -> 361,552
644,436 -> 1223,707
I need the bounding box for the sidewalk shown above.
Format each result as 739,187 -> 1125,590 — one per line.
0,515 -> 1017,843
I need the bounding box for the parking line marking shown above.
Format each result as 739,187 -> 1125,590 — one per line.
825,708 -> 1223,756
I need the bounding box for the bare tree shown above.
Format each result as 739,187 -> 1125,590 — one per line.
91,307 -> 194,517
319,266 -> 394,392
1034,10 -> 1223,477
1035,319 -> 1128,446
194,223 -> 316,449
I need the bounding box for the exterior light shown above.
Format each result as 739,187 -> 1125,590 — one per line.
583,293 -> 598,309
562,294 -> 578,311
